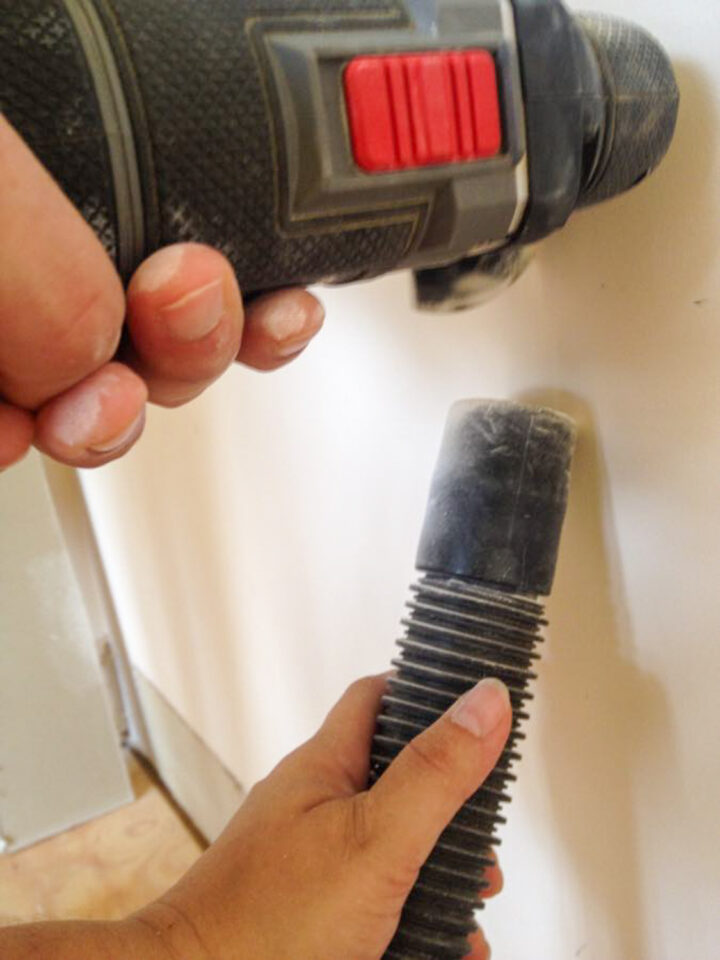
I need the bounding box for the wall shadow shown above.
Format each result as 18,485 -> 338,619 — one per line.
535,61 -> 717,327
516,389 -> 677,959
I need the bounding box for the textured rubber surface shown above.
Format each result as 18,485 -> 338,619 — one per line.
578,13 -> 680,207
0,0 -> 118,259
373,575 -> 544,960
107,0 -> 416,290
2,0 -> 415,290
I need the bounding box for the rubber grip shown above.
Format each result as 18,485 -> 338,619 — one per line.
1,1 -> 121,260
0,0 -> 415,290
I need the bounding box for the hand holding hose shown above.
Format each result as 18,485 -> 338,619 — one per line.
1,674 -> 511,960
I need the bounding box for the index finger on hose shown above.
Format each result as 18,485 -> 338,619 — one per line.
480,851 -> 504,898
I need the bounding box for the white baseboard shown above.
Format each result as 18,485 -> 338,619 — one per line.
132,668 -> 245,843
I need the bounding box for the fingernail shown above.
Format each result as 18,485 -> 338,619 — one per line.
133,246 -> 186,293
160,279 -> 225,341
450,679 -> 510,738
266,297 -> 325,343
276,302 -> 325,357
87,411 -> 145,455
276,337 -> 312,359
309,299 -> 325,329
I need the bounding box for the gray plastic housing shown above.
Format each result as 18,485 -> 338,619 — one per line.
262,0 -> 528,273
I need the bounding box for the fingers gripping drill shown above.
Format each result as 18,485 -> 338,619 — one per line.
2,0 -> 678,309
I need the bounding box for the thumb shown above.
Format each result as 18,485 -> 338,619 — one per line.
0,116 -> 124,409
364,678 -> 512,872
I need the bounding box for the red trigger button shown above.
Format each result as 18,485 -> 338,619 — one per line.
343,50 -> 502,173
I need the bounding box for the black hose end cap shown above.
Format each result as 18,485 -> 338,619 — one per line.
417,400 -> 576,597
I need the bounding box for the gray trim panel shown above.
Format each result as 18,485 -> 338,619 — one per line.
63,0 -> 145,277
259,0 -> 528,270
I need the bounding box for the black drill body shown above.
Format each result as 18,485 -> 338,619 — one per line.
1,0 -> 678,307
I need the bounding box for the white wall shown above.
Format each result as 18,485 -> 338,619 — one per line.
0,454 -> 131,853
82,1 -> 720,956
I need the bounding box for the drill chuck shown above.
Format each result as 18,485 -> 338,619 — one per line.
577,13 -> 680,208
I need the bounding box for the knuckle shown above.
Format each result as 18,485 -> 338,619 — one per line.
347,675 -> 380,699
344,794 -> 375,855
349,805 -> 421,900
363,846 -> 422,902
466,930 -> 491,960
146,319 -> 240,381
63,280 -> 125,364
405,732 -> 457,782
0,283 -> 125,409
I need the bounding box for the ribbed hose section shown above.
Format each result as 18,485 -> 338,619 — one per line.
370,573 -> 546,960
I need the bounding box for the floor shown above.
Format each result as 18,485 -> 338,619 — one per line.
0,753 -> 205,926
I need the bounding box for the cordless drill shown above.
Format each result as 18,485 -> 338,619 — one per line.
2,0 -> 678,310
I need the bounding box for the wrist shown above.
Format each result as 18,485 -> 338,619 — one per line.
128,898 -> 211,960
0,918 -> 157,960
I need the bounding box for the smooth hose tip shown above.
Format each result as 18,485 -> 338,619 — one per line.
416,400 -> 576,596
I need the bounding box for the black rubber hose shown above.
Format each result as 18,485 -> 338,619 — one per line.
373,400 -> 576,960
